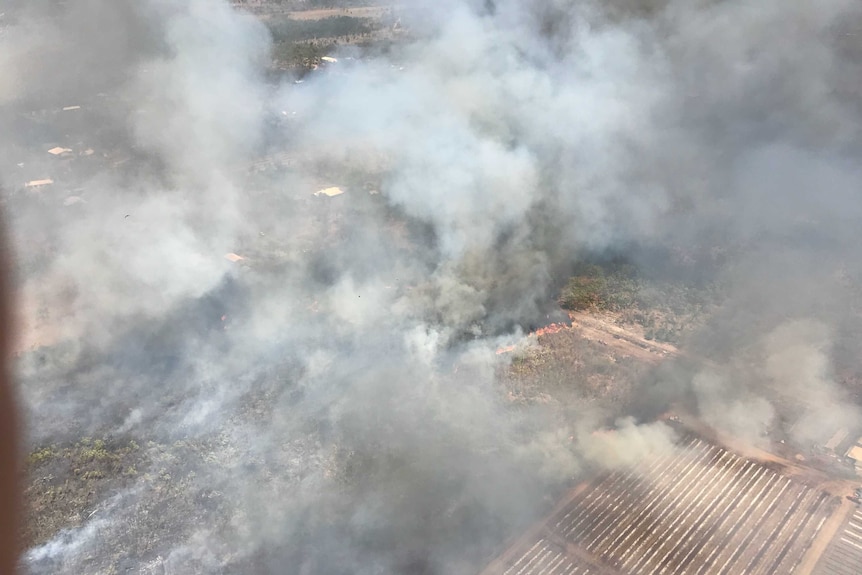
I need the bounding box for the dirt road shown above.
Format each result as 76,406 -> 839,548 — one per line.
566,310 -> 679,363
286,6 -> 396,20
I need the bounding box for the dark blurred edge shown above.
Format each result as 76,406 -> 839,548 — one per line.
0,208 -> 21,574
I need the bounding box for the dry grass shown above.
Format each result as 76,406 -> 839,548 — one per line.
25,438 -> 141,547
501,329 -> 648,409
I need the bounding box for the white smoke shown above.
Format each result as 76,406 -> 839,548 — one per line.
6,0 -> 862,573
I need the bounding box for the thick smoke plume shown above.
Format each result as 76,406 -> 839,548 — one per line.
3,0 -> 862,573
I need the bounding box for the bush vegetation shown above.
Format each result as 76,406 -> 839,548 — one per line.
560,262 -> 639,312
560,259 -> 721,344
268,16 -> 375,43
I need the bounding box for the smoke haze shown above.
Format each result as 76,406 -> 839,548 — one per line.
4,0 -> 862,572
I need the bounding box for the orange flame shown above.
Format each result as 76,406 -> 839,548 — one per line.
495,322 -> 570,354
533,322 -> 567,337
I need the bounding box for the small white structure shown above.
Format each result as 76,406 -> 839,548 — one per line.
314,186 -> 344,198
25,179 -> 53,187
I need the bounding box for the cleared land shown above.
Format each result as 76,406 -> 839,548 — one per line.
482,434 -> 848,575
286,6 -> 395,20
567,310 -> 678,364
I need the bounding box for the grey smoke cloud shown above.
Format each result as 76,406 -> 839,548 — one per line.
5,0 -> 862,573
762,320 -> 858,445
691,369 -> 776,446
577,416 -> 678,470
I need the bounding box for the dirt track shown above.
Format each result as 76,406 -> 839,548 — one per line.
286,6 -> 395,20
565,310 -> 679,363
